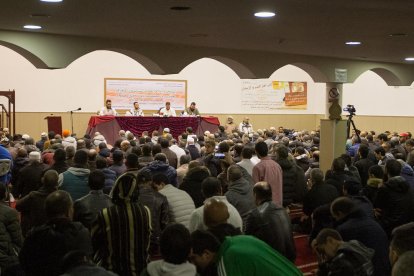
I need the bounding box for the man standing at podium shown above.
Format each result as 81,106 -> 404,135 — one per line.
99,99 -> 118,116
127,102 -> 144,116
159,102 -> 176,117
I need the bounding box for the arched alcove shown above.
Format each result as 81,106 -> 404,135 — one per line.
368,68 -> 402,86
180,56 -> 255,79
289,62 -> 329,83
0,41 -> 48,68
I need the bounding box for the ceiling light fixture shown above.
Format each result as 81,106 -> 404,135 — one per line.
254,11 -> 276,18
40,0 -> 63,2
170,6 -> 191,11
23,25 -> 42,30
345,41 -> 361,45
389,33 -> 408,37
405,57 -> 414,61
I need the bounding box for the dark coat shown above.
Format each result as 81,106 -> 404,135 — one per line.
15,186 -> 55,237
354,158 -> 375,186
303,182 -> 339,216
225,177 -> 255,225
144,160 -> 178,187
20,218 -> 92,276
374,176 -> 414,236
334,208 -> 391,276
161,148 -> 178,169
73,190 -> 113,229
138,185 -> 169,255
318,240 -> 374,276
98,168 -> 117,194
277,158 -> 307,206
180,167 -> 210,208
245,200 -> 296,261
16,161 -> 49,198
325,170 -> 354,196
48,160 -> 69,174
0,202 -> 23,270
186,145 -> 200,160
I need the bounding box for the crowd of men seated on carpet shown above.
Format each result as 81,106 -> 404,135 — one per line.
0,124 -> 414,276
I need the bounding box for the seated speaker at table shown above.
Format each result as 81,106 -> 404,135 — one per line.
125,102 -> 144,116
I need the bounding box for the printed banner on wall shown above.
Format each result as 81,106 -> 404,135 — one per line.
241,79 -> 307,112
105,78 -> 187,111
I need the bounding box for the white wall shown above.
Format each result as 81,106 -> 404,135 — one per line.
0,46 -> 365,116
343,70 -> 414,116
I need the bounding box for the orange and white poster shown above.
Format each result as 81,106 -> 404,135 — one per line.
241,79 -> 307,112
105,78 -> 187,111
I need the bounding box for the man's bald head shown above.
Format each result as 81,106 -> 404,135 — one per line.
203,198 -> 229,228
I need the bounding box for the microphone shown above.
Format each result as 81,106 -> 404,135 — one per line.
77,107 -> 82,111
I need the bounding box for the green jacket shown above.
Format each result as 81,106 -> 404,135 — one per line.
216,235 -> 302,276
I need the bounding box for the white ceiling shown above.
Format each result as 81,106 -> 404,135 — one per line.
1,0 -> 414,64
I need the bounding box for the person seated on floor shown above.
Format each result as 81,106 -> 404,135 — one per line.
389,222 -> 414,267
143,224 -> 197,276
190,230 -> 302,276
330,197 -> 391,276
312,228 -> 374,276
60,250 -> 117,276
20,190 -> 92,276
245,181 -> 296,262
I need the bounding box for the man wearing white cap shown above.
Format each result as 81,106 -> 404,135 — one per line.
16,151 -> 48,198
36,132 -> 48,151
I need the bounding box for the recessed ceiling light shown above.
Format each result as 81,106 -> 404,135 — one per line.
30,14 -> 51,18
189,33 -> 208,38
405,57 -> 414,61
170,6 -> 191,11
389,33 -> 408,37
23,25 -> 42,30
345,41 -> 361,45
254,11 -> 276,18
40,0 -> 63,2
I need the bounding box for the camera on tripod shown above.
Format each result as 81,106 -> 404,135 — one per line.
343,104 -> 356,116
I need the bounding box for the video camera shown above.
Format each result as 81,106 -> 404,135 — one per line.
343,104 -> 356,115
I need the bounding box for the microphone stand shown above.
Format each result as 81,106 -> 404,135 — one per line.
68,108 -> 81,135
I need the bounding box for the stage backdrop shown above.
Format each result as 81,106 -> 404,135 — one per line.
241,79 -> 307,112
104,78 -> 187,111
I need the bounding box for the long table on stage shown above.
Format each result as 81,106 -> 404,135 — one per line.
86,116 -> 220,145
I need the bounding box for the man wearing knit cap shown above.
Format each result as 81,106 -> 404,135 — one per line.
62,129 -> 77,150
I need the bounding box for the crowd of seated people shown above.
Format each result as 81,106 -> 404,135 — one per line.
0,125 -> 414,275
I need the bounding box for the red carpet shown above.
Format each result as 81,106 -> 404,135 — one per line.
289,205 -> 318,275
294,233 -> 318,275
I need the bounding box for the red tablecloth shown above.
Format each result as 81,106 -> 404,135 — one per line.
86,116 -> 220,145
